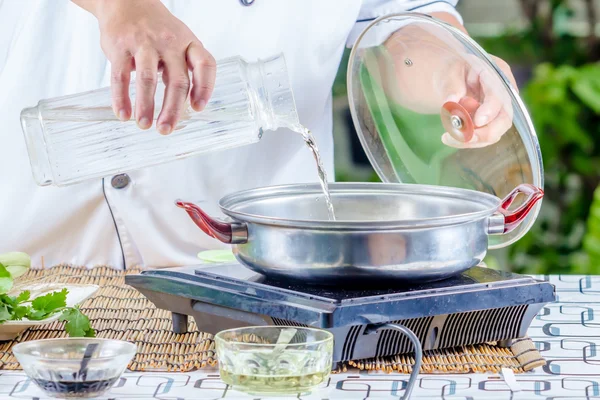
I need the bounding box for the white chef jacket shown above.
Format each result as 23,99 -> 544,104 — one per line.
0,0 -> 461,269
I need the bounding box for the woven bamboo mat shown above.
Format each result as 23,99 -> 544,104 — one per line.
0,266 -> 545,374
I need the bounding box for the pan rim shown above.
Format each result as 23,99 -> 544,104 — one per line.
218,182 -> 500,230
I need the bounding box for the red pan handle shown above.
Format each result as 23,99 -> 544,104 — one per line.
176,200 -> 248,244
498,184 -> 544,234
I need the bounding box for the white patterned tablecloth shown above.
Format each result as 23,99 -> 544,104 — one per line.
1,275 -> 599,399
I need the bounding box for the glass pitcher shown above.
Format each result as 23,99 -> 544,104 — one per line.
20,54 -> 299,186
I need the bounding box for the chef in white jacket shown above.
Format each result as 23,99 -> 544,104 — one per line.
0,0 -> 516,269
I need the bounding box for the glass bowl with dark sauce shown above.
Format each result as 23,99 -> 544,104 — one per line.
13,338 -> 136,398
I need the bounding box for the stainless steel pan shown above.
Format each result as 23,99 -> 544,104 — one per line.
177,182 -> 542,283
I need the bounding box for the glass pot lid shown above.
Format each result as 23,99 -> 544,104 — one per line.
347,13 -> 543,249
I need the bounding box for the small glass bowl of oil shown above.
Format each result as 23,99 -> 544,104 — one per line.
215,326 -> 333,396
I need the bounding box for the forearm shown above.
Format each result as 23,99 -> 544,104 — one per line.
71,0 -> 154,20
70,0 -> 103,16
429,11 -> 468,35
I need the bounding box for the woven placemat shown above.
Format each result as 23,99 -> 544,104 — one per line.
0,266 -> 545,374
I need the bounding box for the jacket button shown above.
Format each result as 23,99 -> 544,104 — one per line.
239,0 -> 254,5
111,174 -> 130,189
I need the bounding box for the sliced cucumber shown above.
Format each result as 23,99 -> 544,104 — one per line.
0,252 -> 31,278
0,252 -> 31,269
5,265 -> 29,278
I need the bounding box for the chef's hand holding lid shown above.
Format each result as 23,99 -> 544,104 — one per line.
73,0 -> 216,135
365,12 -> 518,149
436,53 -> 517,149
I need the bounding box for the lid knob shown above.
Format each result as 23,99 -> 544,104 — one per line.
440,97 -> 480,143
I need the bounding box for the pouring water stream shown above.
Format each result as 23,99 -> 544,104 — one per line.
290,125 -> 336,221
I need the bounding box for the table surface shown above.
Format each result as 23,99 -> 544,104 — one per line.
1,274 -> 598,399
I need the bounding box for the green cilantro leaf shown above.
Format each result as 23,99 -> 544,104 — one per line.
0,294 -> 17,308
16,291 -> 30,304
0,264 -> 14,294
11,305 -> 31,320
0,304 -> 11,322
60,307 -> 94,337
31,288 -> 67,315
0,292 -> 33,320
26,309 -> 49,321
0,278 -> 94,338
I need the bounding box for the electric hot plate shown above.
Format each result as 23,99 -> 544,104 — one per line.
126,262 -> 555,363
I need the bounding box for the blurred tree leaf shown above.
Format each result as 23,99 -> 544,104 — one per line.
573,186 -> 600,274
572,66 -> 600,113
509,62 -> 600,275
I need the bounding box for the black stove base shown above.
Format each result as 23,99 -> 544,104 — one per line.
126,263 -> 556,363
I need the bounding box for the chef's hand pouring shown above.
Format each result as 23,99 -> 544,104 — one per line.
371,12 -> 518,149
72,0 -> 216,135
